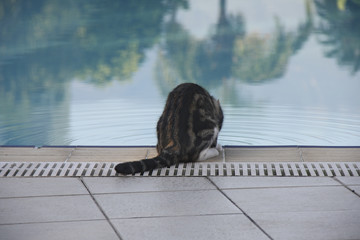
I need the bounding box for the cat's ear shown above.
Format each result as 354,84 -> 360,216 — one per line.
216,99 -> 221,107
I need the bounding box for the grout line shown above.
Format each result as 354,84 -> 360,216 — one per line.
0,219 -> 110,226
83,185 -> 344,197
297,147 -> 305,162
79,177 -> 123,240
0,214 -> 246,226
0,193 -> 90,200
333,177 -> 360,198
222,148 -> 226,163
90,189 -> 220,196
206,177 -> 274,240
64,148 -> 76,163
107,212 -> 244,220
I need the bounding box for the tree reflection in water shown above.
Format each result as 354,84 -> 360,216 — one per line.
155,0 -> 314,100
0,0 -> 187,145
315,0 -> 360,74
0,0 -> 359,145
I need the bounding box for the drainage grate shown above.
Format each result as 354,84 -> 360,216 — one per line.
1,162 -> 360,177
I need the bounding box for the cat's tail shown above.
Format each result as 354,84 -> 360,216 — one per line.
114,154 -> 175,175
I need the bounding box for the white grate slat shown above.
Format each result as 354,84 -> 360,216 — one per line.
234,163 -> 240,176
250,163 -> 257,176
339,163 -> 350,177
16,163 -> 29,177
305,163 -> 316,176
93,163 -> 103,176
168,164 -> 176,176
242,164 -> 248,176
84,163 -> 96,176
322,163 -> 334,176
313,163 -> 325,177
266,163 -> 273,176
347,163 -> 359,176
0,163 -> 12,177
289,163 -> 300,177
75,163 -> 87,177
297,164 -> 308,176
330,163 -> 342,176
176,164 -> 184,176
258,163 -> 265,176
7,163 -> 21,176
283,163 -> 291,176
41,163 -> 53,176
274,163 -> 282,176
185,163 -> 192,176
210,164 -> 216,176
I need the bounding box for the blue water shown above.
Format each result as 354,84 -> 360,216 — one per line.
1,0 -> 360,146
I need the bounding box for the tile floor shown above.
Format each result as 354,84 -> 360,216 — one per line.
1,176 -> 360,240
1,147 -> 359,239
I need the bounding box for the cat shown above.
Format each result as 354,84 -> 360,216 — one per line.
115,83 -> 224,175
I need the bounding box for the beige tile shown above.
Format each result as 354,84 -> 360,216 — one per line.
301,147 -> 360,162
71,147 -> 148,156
0,147 -> 35,154
0,147 -> 73,156
0,147 -> 72,162
146,147 -> 158,158
30,147 -> 74,155
68,147 -> 148,162
2,147 -> 358,163
225,147 -> 301,162
0,156 -> 68,162
147,147 -> 224,162
68,155 -> 142,162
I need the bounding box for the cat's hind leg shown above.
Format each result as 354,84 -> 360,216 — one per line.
198,148 -> 219,161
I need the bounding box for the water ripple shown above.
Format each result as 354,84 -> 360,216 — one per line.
68,101 -> 360,146
220,104 -> 360,146
2,100 -> 358,146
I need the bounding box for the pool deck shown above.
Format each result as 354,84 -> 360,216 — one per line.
1,146 -> 360,240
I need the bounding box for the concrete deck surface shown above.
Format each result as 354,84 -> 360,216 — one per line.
1,147 -> 360,240
0,177 -> 360,240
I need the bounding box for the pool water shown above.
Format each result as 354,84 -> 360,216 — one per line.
1,0 -> 360,146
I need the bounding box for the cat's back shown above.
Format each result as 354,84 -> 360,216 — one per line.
167,82 -> 209,103
162,83 -> 212,118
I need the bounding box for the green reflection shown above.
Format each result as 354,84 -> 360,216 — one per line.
0,0 -> 186,145
156,0 -> 313,95
0,0 -> 359,146
315,0 -> 360,74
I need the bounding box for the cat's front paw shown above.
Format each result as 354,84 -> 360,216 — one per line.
216,143 -> 223,152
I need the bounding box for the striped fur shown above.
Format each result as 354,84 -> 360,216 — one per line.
115,83 -> 223,175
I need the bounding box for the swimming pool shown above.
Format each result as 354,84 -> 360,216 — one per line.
1,0 -> 359,146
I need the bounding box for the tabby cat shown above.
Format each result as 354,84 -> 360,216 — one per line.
115,83 -> 224,175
